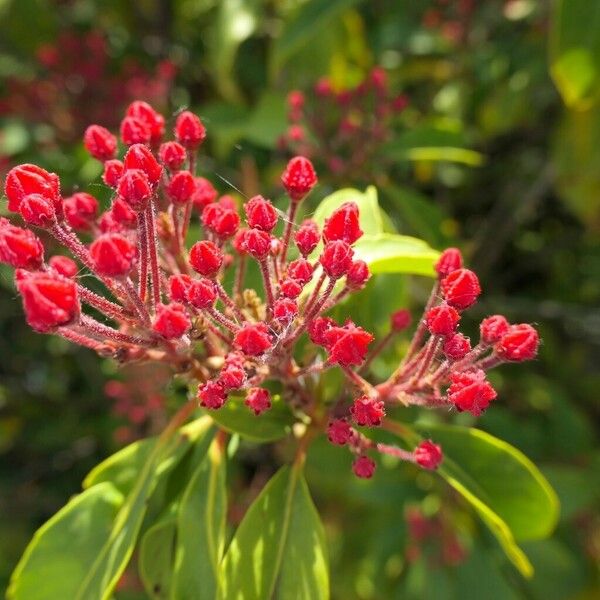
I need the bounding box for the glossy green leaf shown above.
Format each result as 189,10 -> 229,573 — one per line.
75,415 -> 213,599
7,483 -> 124,600
208,395 -> 294,442
416,424 -> 560,542
389,421 -> 558,577
550,0 -> 600,109
139,516 -> 177,600
312,186 -> 384,238
384,126 -> 484,165
171,437 -> 227,600
83,417 -> 213,495
353,234 -> 440,277
270,0 -> 361,75
219,465 -> 329,600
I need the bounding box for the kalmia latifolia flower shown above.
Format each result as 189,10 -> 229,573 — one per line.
245,388 -> 272,415
414,440 -> 443,470
1,101 -> 540,483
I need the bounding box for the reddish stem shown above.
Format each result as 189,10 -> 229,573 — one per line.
279,201 -> 299,268
259,259 -> 275,318
206,307 -> 240,333
137,213 -> 148,302
79,314 -> 155,346
145,201 -> 162,312
215,281 -> 246,322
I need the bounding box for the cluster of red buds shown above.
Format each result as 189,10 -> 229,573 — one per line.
279,67 -> 409,183
0,29 -> 175,144
1,100 -> 539,480
422,0 -> 476,45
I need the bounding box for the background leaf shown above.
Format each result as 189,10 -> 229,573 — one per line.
7,483 -> 124,600
139,516 -> 177,600
171,437 -> 227,600
219,464 -> 329,600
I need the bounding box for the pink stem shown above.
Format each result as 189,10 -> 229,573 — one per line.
77,286 -> 133,323
215,281 -> 246,322
302,271 -> 326,316
410,336 -> 442,384
122,278 -> 151,325
360,331 -> 394,374
206,307 -> 240,333
137,213 -> 148,302
375,442 -> 414,462
79,314 -> 155,346
233,256 -> 246,299
145,201 -> 162,312
341,366 -> 375,395
279,201 -> 299,268
58,327 -> 111,352
259,259 -> 275,318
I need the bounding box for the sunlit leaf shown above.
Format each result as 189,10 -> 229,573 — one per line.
139,515 -> 177,600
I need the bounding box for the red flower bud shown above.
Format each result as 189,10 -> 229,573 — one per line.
244,195 -> 278,232
19,194 -> 56,227
480,315 -> 510,345
323,202 -> 363,245
324,322 -> 373,366
390,309 -> 411,332
63,192 -> 98,230
102,160 -> 124,188
242,228 -> 271,260
98,211 -> 124,233
16,269 -> 79,332
441,268 -> 481,310
233,322 -> 272,356
189,240 -> 223,277
281,156 -> 317,202
448,370 -> 496,416
5,164 -> 61,213
49,255 -> 78,278
320,240 -> 354,279
414,440 -> 443,470
123,144 -> 163,186
496,324 -> 539,362
201,204 -> 240,239
111,197 -> 138,227
89,233 -> 136,277
198,380 -> 226,410
279,278 -> 303,299
218,362 -> 246,390
287,90 -> 305,111
294,219 -> 320,256
308,316 -> 336,346
191,177 -> 218,210
435,247 -> 463,278
245,387 -> 271,415
126,101 -> 165,144
167,170 -> 195,204
152,302 -> 191,339
353,455 -> 376,479
168,274 -> 192,302
351,395 -> 385,427
83,125 -> 117,161
0,218 -> 44,269
273,298 -> 298,323
187,278 -> 217,309
120,116 -> 151,146
346,259 -> 370,289
443,333 -> 471,360
117,169 -> 152,212
327,419 -> 352,445
159,141 -> 187,171
232,228 -> 248,255
174,111 -> 206,149
218,195 -> 236,210
426,304 -> 460,336
287,258 -> 314,284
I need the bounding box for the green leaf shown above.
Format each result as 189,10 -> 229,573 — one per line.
389,422 -> 558,577
312,186 -> 384,238
171,437 -> 227,600
139,516 -> 177,600
353,234 -> 440,277
550,0 -> 600,109
208,0 -> 260,103
384,126 -> 484,166
416,424 -> 560,542
208,395 -> 295,442
243,92 -> 289,149
219,464 -> 329,600
76,414 -> 213,599
83,417 -> 213,495
270,0 -> 361,76
7,483 -> 124,600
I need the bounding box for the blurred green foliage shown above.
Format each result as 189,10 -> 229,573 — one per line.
0,0 -> 599,598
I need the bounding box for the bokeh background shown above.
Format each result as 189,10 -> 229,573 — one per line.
0,0 -> 598,598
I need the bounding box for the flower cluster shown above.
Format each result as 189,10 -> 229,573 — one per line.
279,67 -> 409,183
1,100 -> 539,480
0,29 -> 175,144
